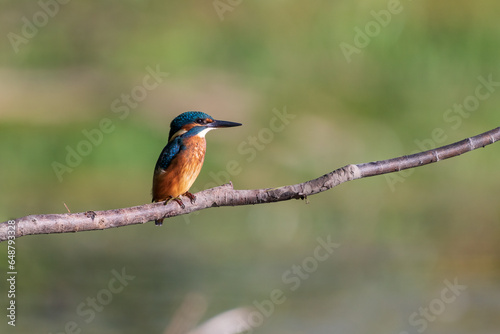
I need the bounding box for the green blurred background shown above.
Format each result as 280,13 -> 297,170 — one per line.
1,0 -> 500,333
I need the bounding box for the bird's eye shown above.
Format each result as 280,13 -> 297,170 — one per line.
196,118 -> 206,124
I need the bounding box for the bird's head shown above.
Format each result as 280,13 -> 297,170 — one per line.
168,111 -> 242,141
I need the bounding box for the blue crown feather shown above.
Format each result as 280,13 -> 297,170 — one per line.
168,111 -> 213,140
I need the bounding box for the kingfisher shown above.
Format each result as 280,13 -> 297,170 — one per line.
152,111 -> 242,225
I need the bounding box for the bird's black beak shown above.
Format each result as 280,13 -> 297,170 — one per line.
208,119 -> 242,128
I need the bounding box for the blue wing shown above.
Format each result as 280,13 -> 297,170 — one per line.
154,136 -> 184,171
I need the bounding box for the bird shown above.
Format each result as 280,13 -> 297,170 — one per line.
152,111 -> 242,225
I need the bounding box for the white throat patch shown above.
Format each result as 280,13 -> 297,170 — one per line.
196,127 -> 215,138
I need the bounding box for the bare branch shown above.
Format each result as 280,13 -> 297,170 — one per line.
1,127 -> 499,242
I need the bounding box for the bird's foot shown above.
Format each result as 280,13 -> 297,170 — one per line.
173,197 -> 186,209
156,196 -> 185,225
161,196 -> 185,209
183,191 -> 196,204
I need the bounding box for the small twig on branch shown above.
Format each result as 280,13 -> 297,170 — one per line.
63,202 -> 71,213
1,127 -> 499,242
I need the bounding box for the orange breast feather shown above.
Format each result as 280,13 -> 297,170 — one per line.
152,136 -> 206,202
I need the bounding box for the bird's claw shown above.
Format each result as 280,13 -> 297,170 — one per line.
162,196 -> 186,209
173,197 -> 186,209
184,192 -> 196,204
